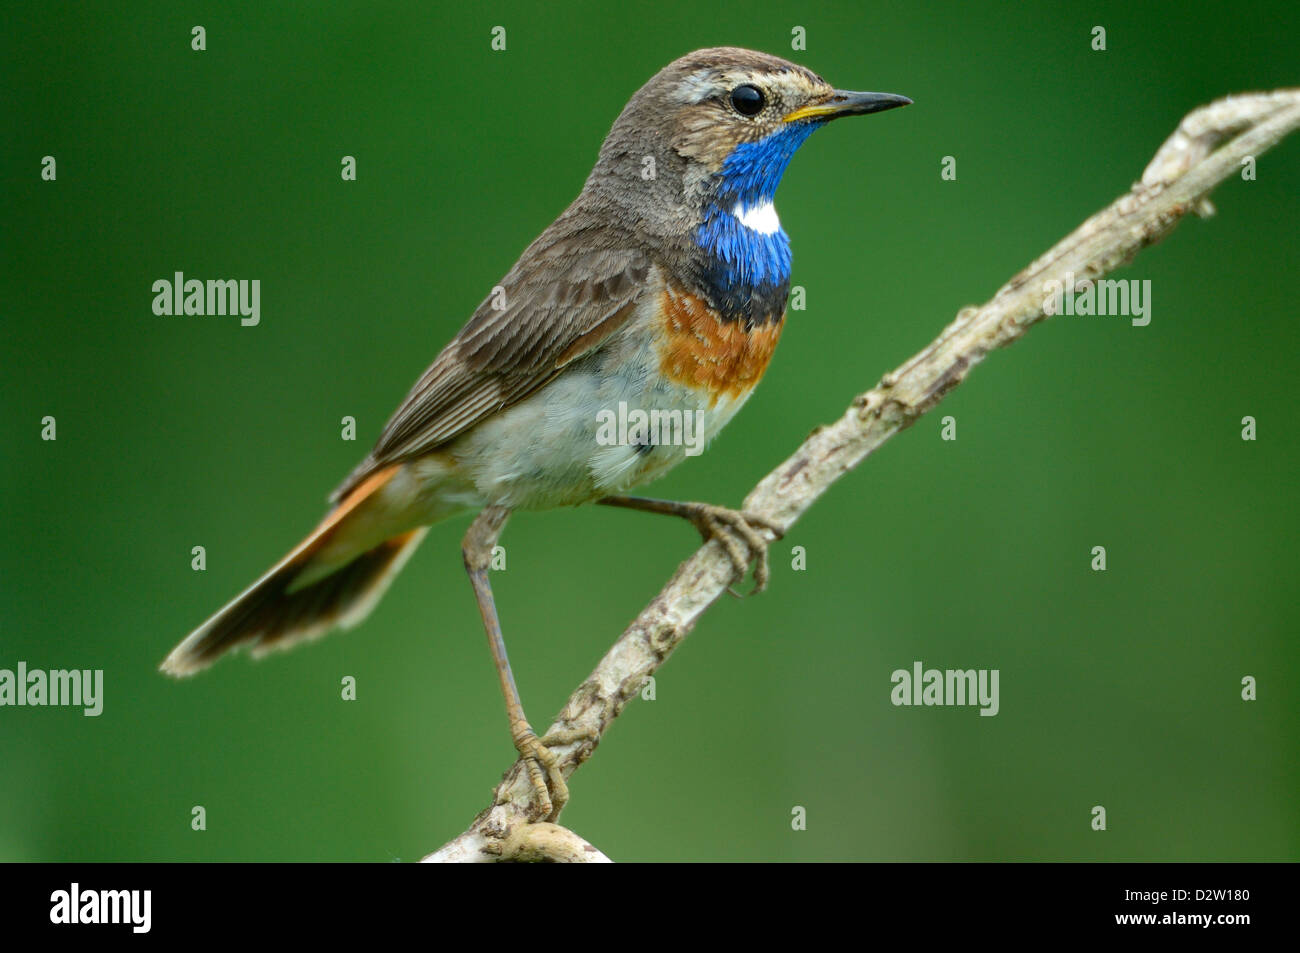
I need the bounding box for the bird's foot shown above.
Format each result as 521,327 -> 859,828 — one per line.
506,725 -> 591,821
680,502 -> 785,594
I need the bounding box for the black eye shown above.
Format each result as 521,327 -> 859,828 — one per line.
730,84 -> 765,116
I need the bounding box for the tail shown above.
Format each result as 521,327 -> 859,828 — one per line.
161,464 -> 427,676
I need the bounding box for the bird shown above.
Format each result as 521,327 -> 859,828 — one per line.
161,47 -> 909,819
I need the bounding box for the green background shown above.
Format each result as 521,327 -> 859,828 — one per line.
2,0 -> 1297,862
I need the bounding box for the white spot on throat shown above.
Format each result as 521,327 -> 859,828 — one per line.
731,200 -> 781,235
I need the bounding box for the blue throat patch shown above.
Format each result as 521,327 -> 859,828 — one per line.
693,121 -> 820,324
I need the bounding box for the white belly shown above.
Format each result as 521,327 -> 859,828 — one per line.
444,309 -> 751,511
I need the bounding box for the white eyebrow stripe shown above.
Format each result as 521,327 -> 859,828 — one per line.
731,200 -> 781,235
675,70 -> 720,103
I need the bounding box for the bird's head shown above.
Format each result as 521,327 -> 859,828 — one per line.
590,47 -> 910,225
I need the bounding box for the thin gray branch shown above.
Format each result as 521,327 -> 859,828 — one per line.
425,89 -> 1300,862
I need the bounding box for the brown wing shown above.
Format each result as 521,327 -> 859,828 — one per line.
330,234 -> 651,503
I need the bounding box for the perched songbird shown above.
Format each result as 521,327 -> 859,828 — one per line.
162,47 -> 909,817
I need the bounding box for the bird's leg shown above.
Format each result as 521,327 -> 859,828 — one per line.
597,496 -> 785,593
462,506 -> 569,820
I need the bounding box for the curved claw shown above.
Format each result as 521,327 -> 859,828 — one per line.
509,728 -> 569,821
595,496 -> 784,595
684,504 -> 782,594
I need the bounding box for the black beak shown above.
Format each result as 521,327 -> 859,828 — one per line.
784,90 -> 913,123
